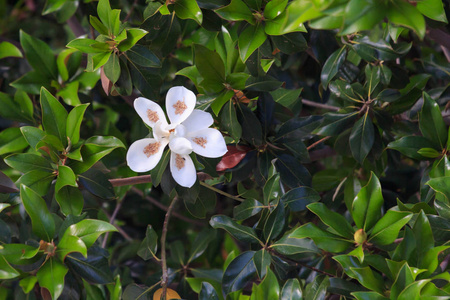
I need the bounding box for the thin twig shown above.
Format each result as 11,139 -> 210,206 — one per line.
131,187 -> 204,226
100,206 -> 133,243
161,197 -> 178,300
101,200 -> 124,248
307,136 -> 331,151
302,99 -> 340,112
199,181 -> 245,202
272,251 -> 336,278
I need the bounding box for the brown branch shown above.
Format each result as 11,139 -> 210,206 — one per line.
161,197 -> 178,300
110,175 -> 152,186
130,187 -> 204,226
302,99 -> 340,112
307,136 -> 331,151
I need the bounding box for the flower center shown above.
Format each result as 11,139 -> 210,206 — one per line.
147,109 -> 159,123
143,142 -> 160,157
173,99 -> 187,115
193,137 -> 207,148
175,154 -> 185,170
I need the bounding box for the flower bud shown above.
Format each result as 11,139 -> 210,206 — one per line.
354,229 -> 367,244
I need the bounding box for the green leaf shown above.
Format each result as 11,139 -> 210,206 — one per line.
55,165 -> 83,216
264,0 -> 288,20
349,267 -> 385,294
137,225 -> 158,261
40,87 -> 68,145
315,112 -> 359,136
321,46 -> 347,87
238,24 -> 267,63
0,92 -> 34,123
274,154 -> 311,188
304,275 -> 329,300
17,170 -> 55,196
427,176 -> 450,202
90,51 -> 112,71
19,276 -> 38,294
416,0 -> 447,23
233,198 -> 264,220
90,15 -> 109,35
4,153 -> 53,174
195,44 -> 225,85
352,291 -> 389,300
215,0 -> 255,24
0,255 -> 20,279
387,136 -> 431,160
187,229 -> 215,263
66,38 -> 110,53
126,45 -> 161,67
199,282 -> 220,300
57,234 -> 88,261
66,104 -> 89,145
341,0 -> 385,35
70,136 -> 125,174
0,128 -> 28,155
389,262 -> 415,299
78,169 -> 115,199
290,223 -> 352,253
413,210 -> 434,268
172,0 -> 203,24
250,269 -> 280,300
210,215 -> 262,244
66,247 -> 114,284
397,280 -> 430,300
97,0 -> 112,34
222,251 -> 257,295
20,184 -> 55,241
369,210 -> 413,245
10,71 -> 52,95
419,92 -> 447,149
64,219 -> 117,248
220,100 -> 242,140
264,1 -> 310,35
307,202 -> 354,239
0,41 -> 22,59
20,30 -> 57,79
352,172 -> 383,231
117,28 -> 148,52
263,174 -> 281,205
281,186 -> 319,212
57,81 -> 81,106
417,147 -> 441,158
270,235 -> 318,256
350,111 -> 374,164
263,203 -> 285,241
42,0 -> 67,14
104,52 -> 120,84
253,249 -> 271,279
280,278 -> 302,300
387,0 -> 425,39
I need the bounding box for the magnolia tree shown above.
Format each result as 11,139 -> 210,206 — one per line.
0,0 -> 450,299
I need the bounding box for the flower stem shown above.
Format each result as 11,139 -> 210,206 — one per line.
307,136 -> 331,151
161,197 -> 178,300
199,181 -> 245,202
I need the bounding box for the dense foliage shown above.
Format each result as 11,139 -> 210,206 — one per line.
0,0 -> 450,299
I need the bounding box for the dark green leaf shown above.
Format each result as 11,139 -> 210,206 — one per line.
137,225 -> 158,261
387,136 -> 430,160
238,24 -> 267,63
280,278 -> 302,300
222,251 -> 257,295
40,87 -> 68,145
419,92 -> 447,149
290,223 -> 352,253
369,210 -> 413,245
321,47 -> 346,87
66,247 -> 114,284
78,169 -> 115,200
281,186 -> 320,212
199,282 -> 220,300
233,198 -> 264,220
20,30 -> 57,79
304,275 -> 329,300
209,215 -> 261,244
253,249 -> 271,279
308,202 -> 354,239
221,100 -> 242,141
263,202 -> 285,241
274,154 -> 311,188
215,0 -> 255,24
195,44 -> 225,84
104,53 -> 120,84
126,45 -> 161,68
349,111 -> 374,164
352,172 -> 383,231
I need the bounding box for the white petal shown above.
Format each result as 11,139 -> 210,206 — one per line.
181,110 -> 213,133
153,121 -> 170,141
134,97 -> 167,128
188,128 -> 228,158
169,136 -> 193,155
126,138 -> 168,172
165,86 -> 196,124
170,152 -> 196,187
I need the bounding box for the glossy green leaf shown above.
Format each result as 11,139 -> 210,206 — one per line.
210,215 -> 262,244
215,0 -> 255,24
126,45 -> 161,67
188,229 -> 215,263
57,234 -> 88,261
66,38 -> 110,53
220,98 -> 242,140
427,176 -> 450,202
199,282 -> 220,300
352,172 -> 383,231
172,0 -> 202,24
233,198 -> 264,220
40,87 -> 68,145
57,81 -> 81,106
104,52 -> 120,84
66,103 -> 89,145
0,91 -> 34,123
350,111 -> 374,164
270,234 -> 318,256
195,44 -> 225,86
275,154 -> 311,188
64,219 -> 117,248
66,247 -> 114,284
253,249 -> 271,279
321,47 -> 347,87
387,136 -> 431,160
0,41 -> 22,59
315,112 -> 359,136
341,0 -> 385,35
222,251 -> 257,295
413,210 -> 434,268
264,1 -> 310,35
308,202 -> 354,239
250,269 -> 280,300
19,276 -> 37,294
17,170 -> 55,196
238,24 -> 267,63
290,223 -> 352,253
263,174 -> 281,205
304,275 -> 329,300
78,168 -> 115,199
416,0 -> 447,23
117,28 -> 148,52
0,255 -> 20,279
397,280 -> 430,300
369,210 -> 413,245
37,258 -> 68,300
55,165 -> 83,216
20,184 -> 55,241
387,0 -> 425,39
20,30 -> 57,79
264,0 -> 288,20
280,278 -> 302,300
419,92 -> 447,149
137,225 -> 158,261
0,128 -> 28,155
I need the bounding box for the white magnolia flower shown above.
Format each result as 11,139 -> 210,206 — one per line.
127,86 -> 227,187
